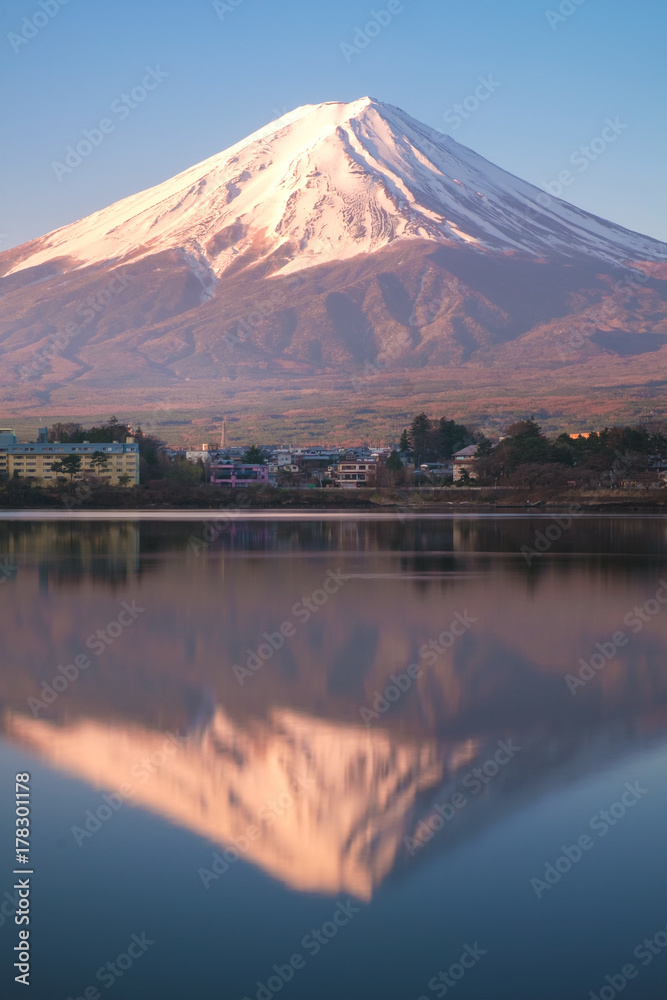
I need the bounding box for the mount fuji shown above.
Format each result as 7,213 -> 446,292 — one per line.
1,97 -> 666,430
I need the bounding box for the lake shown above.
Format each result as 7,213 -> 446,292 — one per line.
1,514 -> 666,1000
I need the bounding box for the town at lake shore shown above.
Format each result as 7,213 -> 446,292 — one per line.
2,414 -> 667,510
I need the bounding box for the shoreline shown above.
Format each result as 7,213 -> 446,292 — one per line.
1,503 -> 666,520
1,486 -> 666,515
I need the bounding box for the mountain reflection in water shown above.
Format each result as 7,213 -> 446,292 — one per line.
1,516 -> 666,900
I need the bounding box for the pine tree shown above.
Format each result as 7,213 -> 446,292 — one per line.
410,412 -> 430,465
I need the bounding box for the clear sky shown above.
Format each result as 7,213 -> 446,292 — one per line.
1,0 -> 665,251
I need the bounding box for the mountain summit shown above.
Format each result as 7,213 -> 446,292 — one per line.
1,98 -> 666,426
5,97 -> 665,283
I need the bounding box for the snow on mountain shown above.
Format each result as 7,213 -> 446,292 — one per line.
2,97 -> 666,420
7,702 -> 659,899
5,705 -> 460,898
6,97 -> 665,284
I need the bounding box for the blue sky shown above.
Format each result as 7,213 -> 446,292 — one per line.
1,0 -> 665,250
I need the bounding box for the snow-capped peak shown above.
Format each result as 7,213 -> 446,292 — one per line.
5,97 -> 665,280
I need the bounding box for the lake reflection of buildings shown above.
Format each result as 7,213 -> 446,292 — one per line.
212,520 -> 459,557
0,522 -> 140,589
453,519 -> 484,553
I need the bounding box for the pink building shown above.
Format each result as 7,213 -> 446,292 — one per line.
210,463 -> 270,488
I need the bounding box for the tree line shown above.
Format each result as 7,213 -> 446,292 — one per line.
393,413 -> 667,487
476,419 -> 667,487
395,412 -> 477,467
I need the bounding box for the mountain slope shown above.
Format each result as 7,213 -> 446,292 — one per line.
6,705 -> 664,899
4,97 -> 665,280
1,97 -> 666,425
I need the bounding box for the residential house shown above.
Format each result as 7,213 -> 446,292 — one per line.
452,445 -> 479,482
333,461 -> 379,489
209,463 -> 270,488
185,449 -> 212,464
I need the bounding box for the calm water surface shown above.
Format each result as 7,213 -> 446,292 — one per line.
1,514 -> 666,1000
